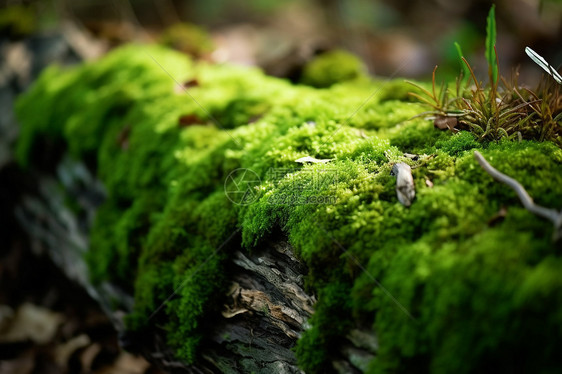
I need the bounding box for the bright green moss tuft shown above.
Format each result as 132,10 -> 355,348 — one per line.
434,130 -> 481,156
301,50 -> 366,88
159,22 -> 215,57
16,44 -> 562,372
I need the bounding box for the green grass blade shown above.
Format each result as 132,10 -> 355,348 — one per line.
454,42 -> 471,85
485,5 -> 498,83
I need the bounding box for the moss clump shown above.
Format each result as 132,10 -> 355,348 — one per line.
300,49 -> 367,88
0,5 -> 36,38
16,44 -> 562,373
295,282 -> 353,372
159,23 -> 215,57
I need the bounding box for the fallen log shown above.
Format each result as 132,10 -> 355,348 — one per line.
13,43 -> 562,374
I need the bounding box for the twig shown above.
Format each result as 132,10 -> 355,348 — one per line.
474,150 -> 562,241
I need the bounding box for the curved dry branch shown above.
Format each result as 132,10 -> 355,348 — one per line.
474,150 -> 562,241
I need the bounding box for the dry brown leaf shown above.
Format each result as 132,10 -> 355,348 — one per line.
178,114 -> 204,127
94,352 -> 151,374
434,115 -> 458,132
0,350 -> 34,374
55,334 -> 91,367
488,206 -> 508,227
0,303 -> 62,344
80,343 -> 102,372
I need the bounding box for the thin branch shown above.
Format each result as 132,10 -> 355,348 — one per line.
474,151 -> 562,241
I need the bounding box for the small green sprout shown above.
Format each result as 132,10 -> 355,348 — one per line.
485,4 -> 498,84
409,5 -> 561,148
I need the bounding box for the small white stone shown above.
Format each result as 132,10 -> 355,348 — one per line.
391,162 -> 416,207
295,156 -> 333,164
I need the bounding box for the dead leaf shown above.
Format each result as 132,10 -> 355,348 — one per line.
178,114 -> 203,127
434,115 -> 458,132
80,343 -> 102,372
55,334 -> 90,367
182,78 -> 200,88
95,352 -> 151,374
0,303 -> 62,344
425,179 -> 434,188
174,78 -> 200,94
488,206 -> 508,226
0,349 -> 34,374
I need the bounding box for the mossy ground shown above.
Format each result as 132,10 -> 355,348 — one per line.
16,45 -> 562,373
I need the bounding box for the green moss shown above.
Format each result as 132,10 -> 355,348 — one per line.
16,45 -> 562,372
159,23 -> 215,57
301,50 -> 366,88
369,228 -> 555,374
434,130 -> 481,156
0,5 -> 36,37
296,282 -> 353,373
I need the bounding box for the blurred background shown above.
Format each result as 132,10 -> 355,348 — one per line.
0,1 -> 560,373
1,0 -> 561,81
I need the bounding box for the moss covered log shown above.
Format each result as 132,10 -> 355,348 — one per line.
16,44 -> 562,373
